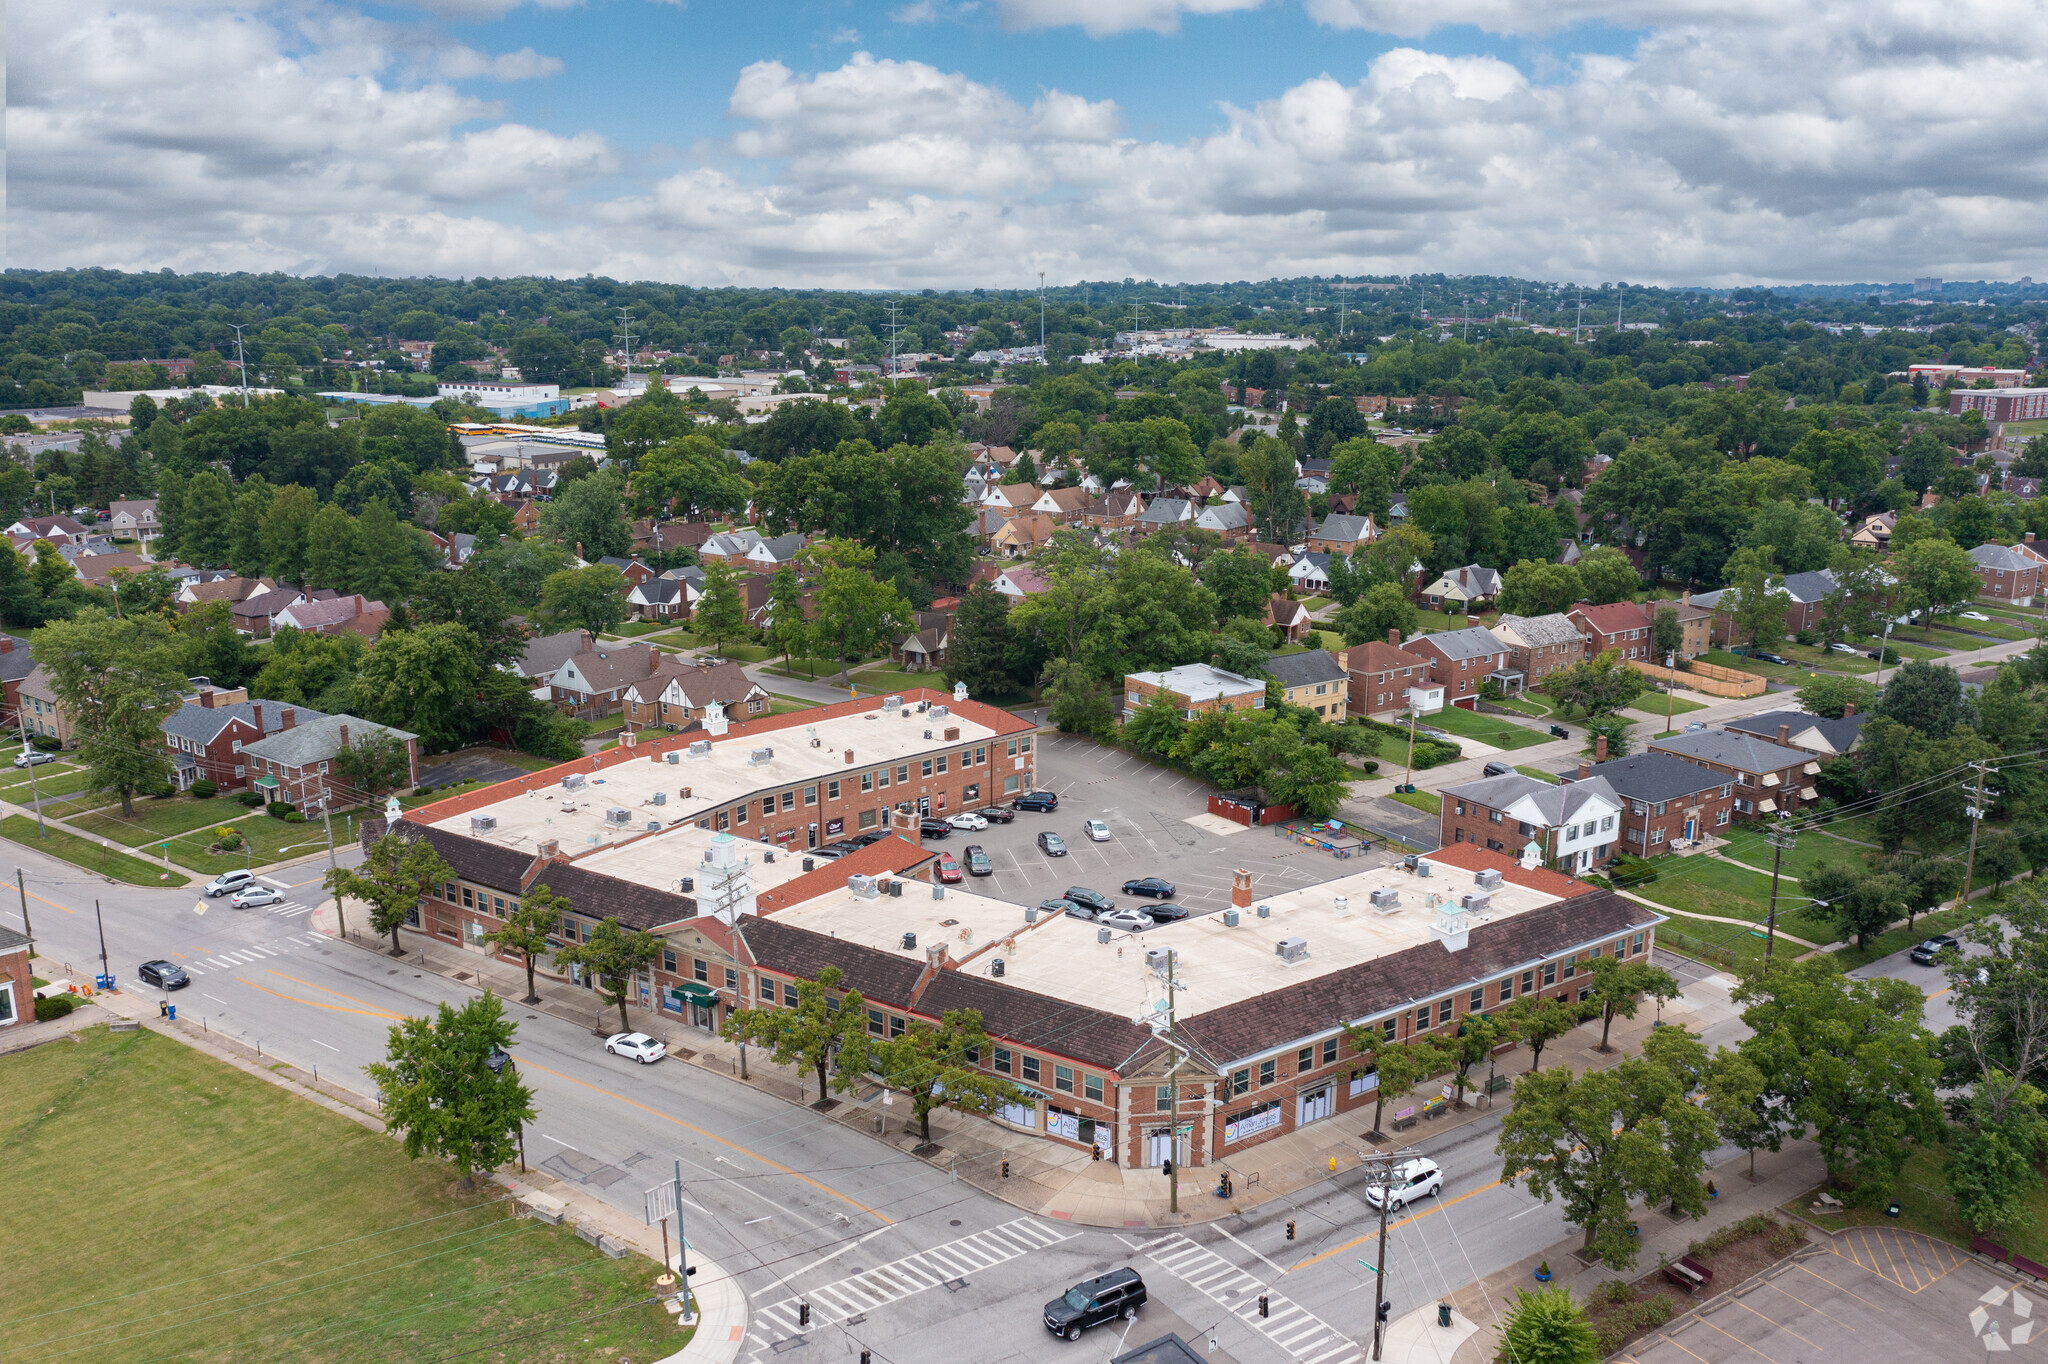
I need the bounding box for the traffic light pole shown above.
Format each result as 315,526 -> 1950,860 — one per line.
1166,948 -> 1181,1216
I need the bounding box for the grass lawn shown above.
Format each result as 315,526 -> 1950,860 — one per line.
1789,1135 -> 2048,1263
1387,788 -> 1441,816
167,813 -> 340,875
1627,692 -> 1707,721
601,619 -> 685,639
1489,694 -> 1557,718
1515,765 -> 1560,784
1413,607 -> 1490,633
848,664 -> 946,693
0,814 -> 190,886
468,748 -> 564,773
0,1025 -> 679,1364
1831,901 -> 1988,971
0,764 -> 98,803
1629,854 -> 1836,942
1715,825 -> 1860,881
1703,649 -> 1803,681
1421,705 -> 1552,750
768,696 -> 821,715
68,797 -> 265,847
759,656 -> 853,681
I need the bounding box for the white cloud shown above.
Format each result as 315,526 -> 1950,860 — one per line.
14,1 -> 2048,287
1302,0 -> 1775,38
996,0 -> 1264,36
892,0 -> 942,21
436,45 -> 565,80
827,26 -> 862,43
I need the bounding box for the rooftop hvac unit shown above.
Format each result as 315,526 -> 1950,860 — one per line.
645,820 -> 661,832
1145,947 -> 1173,976
1223,909 -> 1240,927
933,884 -> 945,900
764,850 -> 775,863
802,857 -> 815,872
924,729 -> 933,740
901,932 -> 917,951
680,876 -> 694,892
1097,926 -> 1112,944
561,773 -> 586,791
469,814 -> 497,834
1475,868 -> 1503,890
687,740 -> 712,759
930,706 -> 949,719
1025,907 -> 1039,923
604,807 -> 632,826
1257,904 -> 1271,919
992,957 -> 1005,978
848,874 -> 878,898
1414,861 -> 1432,878
916,700 -> 930,713
666,751 -> 680,765
943,726 -> 959,741
1460,892 -> 1492,913
1276,936 -> 1309,963
887,879 -> 903,897
747,747 -> 775,766
651,791 -> 667,806
883,694 -> 903,711
1369,888 -> 1400,910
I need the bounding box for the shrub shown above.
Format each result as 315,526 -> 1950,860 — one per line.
285,811 -> 306,823
34,993 -> 79,1022
1594,1279 -> 1636,1306
1361,760 -> 1379,774
30,734 -> 61,752
191,780 -> 218,799
235,792 -> 265,808
266,801 -> 295,819
211,827 -> 243,852
1592,1296 -> 1673,1355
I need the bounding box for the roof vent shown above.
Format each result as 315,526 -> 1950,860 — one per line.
849,874 -> 879,898
933,884 -> 945,900
651,791 -> 666,806
901,931 -> 917,951
1024,906 -> 1039,923
763,850 -> 775,863
943,726 -> 960,741
561,773 -> 586,791
802,857 -> 814,872
665,751 -> 680,764
680,875 -> 693,892
992,957 -> 1005,978
645,820 -> 661,832
469,814 -> 496,833
747,746 -> 774,766
1257,904 -> 1271,919
1223,908 -> 1240,927
1475,868 -> 1503,890
1333,894 -> 1351,918
687,740 -> 711,759
1276,936 -> 1309,963
604,807 -> 632,826
1369,888 -> 1400,910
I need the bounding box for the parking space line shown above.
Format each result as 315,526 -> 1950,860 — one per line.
1759,1278 -> 1857,1333
1727,1294 -> 1815,1350
1694,1312 -> 1788,1363
1794,1260 -> 1887,1310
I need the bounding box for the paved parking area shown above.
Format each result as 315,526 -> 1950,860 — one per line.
921,732 -> 1397,923
1623,1229 -> 2027,1364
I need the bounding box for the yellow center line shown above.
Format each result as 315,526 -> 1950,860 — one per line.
1927,986 -> 1951,1001
1286,1177 -> 1506,1272
236,976 -> 406,1019
23,887 -> 74,915
264,969 -> 407,1014
510,1052 -> 895,1226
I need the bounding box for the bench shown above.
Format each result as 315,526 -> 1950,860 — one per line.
1974,1235 -> 2010,1263
2014,1255 -> 2048,1282
1662,1262 -> 1704,1294
1391,1107 -> 1418,1132
1486,1075 -> 1511,1095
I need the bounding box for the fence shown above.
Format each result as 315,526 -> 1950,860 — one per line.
1628,658 -> 1767,699
1207,793 -> 1297,827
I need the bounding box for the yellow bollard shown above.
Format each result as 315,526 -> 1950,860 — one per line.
1329,1156 -> 1337,1173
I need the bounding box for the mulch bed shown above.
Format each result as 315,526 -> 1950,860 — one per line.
1581,1214 -> 1808,1357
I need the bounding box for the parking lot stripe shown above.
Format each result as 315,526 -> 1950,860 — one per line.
1759,1278 -> 1857,1333
1728,1294 -> 1815,1349
1794,1260 -> 1887,1311
1694,1312 -> 1788,1363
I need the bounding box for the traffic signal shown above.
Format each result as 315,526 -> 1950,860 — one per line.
1286,1220 -> 1296,1240
1001,1159 -> 1010,1178
1162,1158 -> 1175,1176
1377,1301 -> 1392,1323
1218,1173 -> 1233,1197
799,1303 -> 811,1327
1258,1295 -> 1269,1319
861,1353 -> 871,1364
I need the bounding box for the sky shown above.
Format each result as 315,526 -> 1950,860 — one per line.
14,0 -> 2048,289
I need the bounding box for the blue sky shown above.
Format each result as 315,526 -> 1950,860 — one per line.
18,0 -> 2048,286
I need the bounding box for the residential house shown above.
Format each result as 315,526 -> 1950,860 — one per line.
598,556 -> 657,589
1643,593 -> 1716,660
508,499 -> 541,534
107,498 -> 160,547
1195,501 -> 1251,542
650,520 -> 714,556
1723,710 -> 1869,758
622,658 -> 769,733
1134,498 -> 1195,533
230,586 -> 307,638
1267,649 -> 1348,718
1849,512 -> 1897,553
162,687 -> 327,792
1420,565 -> 1503,613
699,529 -> 765,565
1581,753 -> 1736,853
16,665 -> 70,745
1190,476 -> 1225,502
744,534 -> 808,571
1557,539 -> 1583,566
1488,613 -> 1588,689
627,576 -> 689,622
1342,633 -> 1436,719
1078,488 -> 1144,531
1266,594 -> 1313,644
1646,730 -> 1817,820
1567,599 -> 1654,661
1692,569 -> 1839,642
1308,514 -> 1375,554
1122,663 -> 1266,720
991,567 -> 1049,601
5,515 -> 90,544
244,714 -> 420,808
891,608 -> 954,673
545,642 -> 672,721
178,576 -> 276,610
1968,540 -> 2045,602
982,484 -> 1042,514
1030,486 -> 1093,523
1438,771 -> 1623,874
971,505 -> 1012,547
992,511 -> 1058,559
1289,551 -> 1333,594
1294,458 -> 1331,494
72,552 -> 156,588
274,594 -> 390,642
511,629 -> 592,683
1403,626 -> 1512,709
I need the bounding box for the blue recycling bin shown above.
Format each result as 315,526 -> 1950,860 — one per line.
167,1003 -> 176,1022
95,973 -> 115,991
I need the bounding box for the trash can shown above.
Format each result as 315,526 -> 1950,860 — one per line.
167,1003 -> 176,1022
1438,1303 -> 1452,1328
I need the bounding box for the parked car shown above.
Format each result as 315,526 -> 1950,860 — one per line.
1829,642 -> 1861,654
976,805 -> 1017,824
230,885 -> 285,909
964,846 -> 993,877
1043,1267 -> 1147,1341
485,1045 -> 513,1075
1083,818 -> 1111,842
1100,909 -> 1153,933
1684,720 -> 1708,732
1122,876 -> 1177,899
1143,903 -> 1191,922
11,749 -> 55,768
1910,934 -> 1963,966
1362,1156 -> 1444,1211
137,959 -> 189,990
917,818 -> 952,840
947,811 -> 988,831
1013,791 -> 1059,812
1049,898 -> 1094,921
936,853 -> 963,884
1481,761 -> 1513,777
204,870 -> 255,899
1961,611 -> 1992,622
1753,652 -> 1790,666
1064,887 -> 1115,914
1037,831 -> 1068,857
604,1032 -> 667,1064
808,846 -> 850,861
847,830 -> 891,848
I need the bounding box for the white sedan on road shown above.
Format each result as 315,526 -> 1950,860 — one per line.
230,885 -> 285,909
1363,1156 -> 1444,1211
605,1032 -> 667,1064
946,811 -> 988,831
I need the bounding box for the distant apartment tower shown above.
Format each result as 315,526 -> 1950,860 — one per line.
1915,277 -> 1943,293
1949,388 -> 2048,422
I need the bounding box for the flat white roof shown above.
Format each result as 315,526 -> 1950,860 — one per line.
766,850 -> 1563,1021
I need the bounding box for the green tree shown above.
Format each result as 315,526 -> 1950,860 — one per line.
1545,649 -> 1648,717
180,471 -> 234,566
1335,581 -> 1418,648
943,585 -> 1018,699
1122,689 -> 1187,756
1649,606 -> 1683,663
261,483 -> 319,584
1337,1031 -> 1442,1137
632,433 -> 752,519
305,502 -> 360,592
509,328 -> 577,385
1441,1012 -> 1509,1105
472,538 -> 575,610
485,883 -> 570,1006
722,964 -> 878,1104
1947,1078 -> 2046,1240
1497,1287 -> 1599,1364
763,565 -> 810,674
1873,657 -> 1966,739
1703,1048 -> 1786,1182
1720,548 -> 1791,653
333,728 -> 414,803
809,540 -> 913,684
327,829 -> 455,956
1497,1024 -> 1717,1267
539,469 -> 632,561
352,498 -> 419,605
691,560 -> 749,657
1896,536 -> 1981,623
1584,956 -> 1680,1052
364,992 -> 535,1191
536,564 -> 628,635
1796,674 -> 1878,720
1198,548 -> 1275,623
1575,546 -> 1641,604
227,478 -> 275,578
874,1008 -> 1023,1144
554,916 -> 665,1036
1496,559 -> 1583,618
30,610 -> 184,817
1502,994 -> 1584,1073
410,569 -> 528,671
353,624 -> 482,753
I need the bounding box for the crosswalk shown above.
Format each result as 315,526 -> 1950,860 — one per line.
746,1218 -> 1076,1354
266,899 -> 315,918
1120,1232 -> 1363,1364
177,930 -> 327,976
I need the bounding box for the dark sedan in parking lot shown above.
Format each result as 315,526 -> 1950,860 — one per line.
1121,876 -> 1176,899
1037,831 -> 1068,856
976,805 -> 1016,824
1143,903 -> 1191,922
1063,886 -> 1115,914
963,845 -> 993,876
918,818 -> 951,839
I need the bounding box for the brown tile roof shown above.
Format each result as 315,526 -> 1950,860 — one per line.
183,577 -> 273,606
756,835 -> 935,914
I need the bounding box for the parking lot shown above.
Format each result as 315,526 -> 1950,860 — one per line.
916,731 -> 1399,924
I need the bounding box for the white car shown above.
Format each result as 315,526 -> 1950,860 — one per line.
1363,1157 -> 1444,1211
1083,819 -> 1111,842
205,869 -> 256,898
1099,909 -> 1153,933
230,885 -> 285,909
1961,611 -> 1992,622
606,1032 -> 667,1064
946,811 -> 988,831
11,749 -> 54,768
1829,643 -> 1861,654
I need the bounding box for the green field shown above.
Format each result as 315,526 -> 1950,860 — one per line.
1421,705 -> 1552,750
1628,853 -> 1835,942
1627,692 -> 1706,721
0,814 -> 191,886
1488,694 -> 1558,718
0,1025 -> 679,1364
0,763 -> 97,803
1515,765 -> 1561,784
1387,788 -> 1442,816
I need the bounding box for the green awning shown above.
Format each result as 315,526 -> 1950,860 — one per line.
254,775 -> 280,790
668,982 -> 719,1005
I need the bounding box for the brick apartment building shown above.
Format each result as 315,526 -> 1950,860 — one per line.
162,686 -> 326,792
1438,771 -> 1623,873
1968,540 -> 2045,601
1566,600 -> 1653,661
1580,753 -> 1736,853
1343,633 -> 1435,719
1123,663 -> 1267,720
243,714 -> 420,808
1646,729 -> 1816,821
1488,613 -> 1586,688
1403,627 -> 1511,710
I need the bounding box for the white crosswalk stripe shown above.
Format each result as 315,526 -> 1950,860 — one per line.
746,1218 -> 1075,1353
267,900 -> 315,918
1120,1232 -> 1363,1364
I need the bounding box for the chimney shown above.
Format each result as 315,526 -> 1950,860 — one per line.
252,703 -> 262,733
2029,533 -> 2037,544
198,687 -> 216,709
1387,628 -> 1401,647
1577,760 -> 1592,779
1778,723 -> 1791,745
338,723 -> 350,749
1231,868 -> 1254,908
1595,733 -> 1608,762
1842,702 -> 1856,717
1681,589 -> 1691,607
844,749 -> 854,764
282,707 -> 296,730
580,630 -> 594,651
353,593 -> 365,613
648,649 -> 661,675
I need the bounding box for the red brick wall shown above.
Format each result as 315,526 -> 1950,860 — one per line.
0,946 -> 29,1029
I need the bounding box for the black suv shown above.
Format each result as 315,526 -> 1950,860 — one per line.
917,818 -> 952,839
1063,887 -> 1115,914
1911,933 -> 1962,966
1013,790 -> 1059,812
1044,1267 -> 1146,1341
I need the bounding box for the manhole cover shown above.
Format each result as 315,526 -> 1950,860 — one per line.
950,1219 -> 962,1227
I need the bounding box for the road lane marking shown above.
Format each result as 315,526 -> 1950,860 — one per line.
1212,1223 -> 1288,1275
23,887 -> 75,915
510,1052 -> 895,1225
203,992 -> 229,1005
1286,1177 -> 1507,1271
538,1133 -> 582,1152
311,1039 -> 340,1052
234,976 -> 404,1020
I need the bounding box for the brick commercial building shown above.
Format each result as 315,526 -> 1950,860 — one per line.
161,686 -> 326,792
1403,626 -> 1512,710
1438,770 -> 1623,873
1581,752 -> 1736,853
1342,633 -> 1435,719
1488,613 -> 1587,689
1950,387 -> 2048,420
1968,540 -> 2045,601
1123,663 -> 1267,720
1647,728 -> 1817,821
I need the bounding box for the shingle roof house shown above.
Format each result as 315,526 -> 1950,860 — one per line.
1723,710 -> 1869,756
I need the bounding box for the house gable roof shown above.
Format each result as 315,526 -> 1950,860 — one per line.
1413,626 -> 1505,661
1586,751 -> 1731,803
1647,730 -> 1809,774
1267,648 -> 1346,688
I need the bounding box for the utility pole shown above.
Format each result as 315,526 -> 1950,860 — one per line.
1038,271 -> 1046,360
673,1157 -> 696,1315
1165,946 -> 1183,1216
15,867 -> 31,946
318,799 -> 345,939
616,307 -> 635,395
1574,287 -> 1584,344
228,323 -> 251,406
1403,699 -> 1420,794
15,709 -> 46,839
1956,761 -> 2000,913
1763,817 -> 1798,967
93,898 -> 110,988
882,301 -> 905,392
1665,650 -> 1676,732
1360,1145 -> 1419,1361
